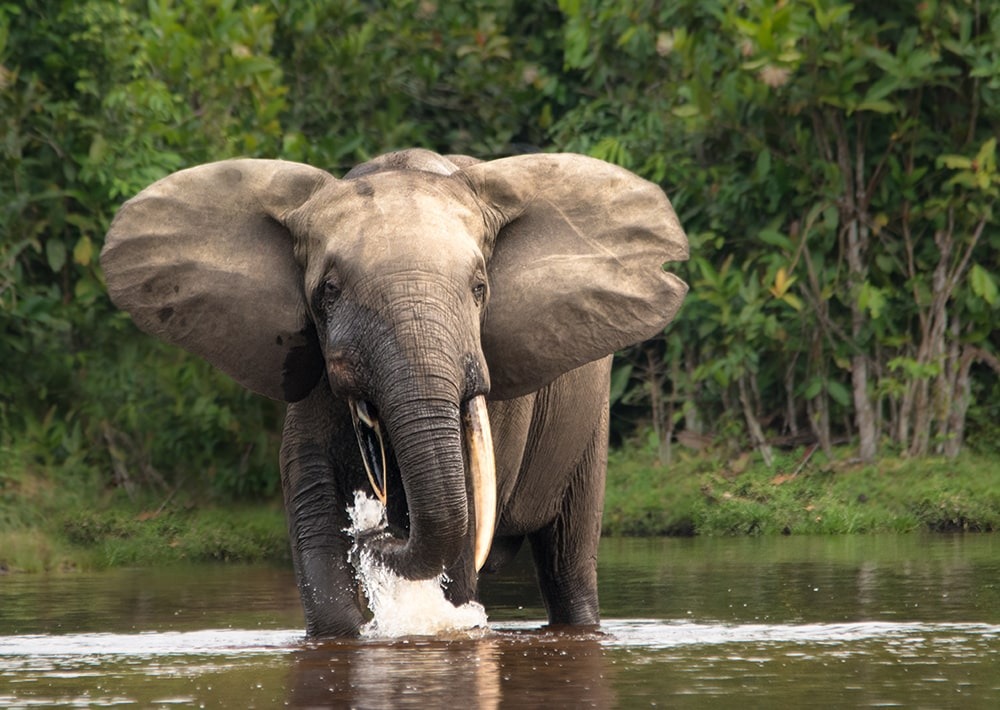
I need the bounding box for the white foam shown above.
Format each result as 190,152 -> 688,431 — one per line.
347,491 -> 489,638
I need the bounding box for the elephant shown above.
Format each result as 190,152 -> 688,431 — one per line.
100,148 -> 688,637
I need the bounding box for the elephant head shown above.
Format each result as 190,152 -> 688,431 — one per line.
100,149 -> 688,582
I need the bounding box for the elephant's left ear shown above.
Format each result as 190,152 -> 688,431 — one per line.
460,154 -> 689,400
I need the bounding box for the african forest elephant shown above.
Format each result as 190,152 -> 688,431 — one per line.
100,149 -> 688,637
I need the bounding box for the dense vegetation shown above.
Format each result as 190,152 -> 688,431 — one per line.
2,0 -> 998,519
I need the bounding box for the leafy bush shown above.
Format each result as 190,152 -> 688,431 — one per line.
1,0 -> 997,511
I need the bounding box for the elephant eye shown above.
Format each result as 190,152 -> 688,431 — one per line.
314,280 -> 340,314
472,282 -> 486,306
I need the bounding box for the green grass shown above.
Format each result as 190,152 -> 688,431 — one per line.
3,434 -> 998,573
1,503 -> 290,574
603,439 -> 1000,536
59,505 -> 290,569
0,530 -> 80,574
1,438 -> 289,573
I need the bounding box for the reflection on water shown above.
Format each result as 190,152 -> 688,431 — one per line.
288,629 -> 614,709
2,621 -> 998,708
1,535 -> 999,707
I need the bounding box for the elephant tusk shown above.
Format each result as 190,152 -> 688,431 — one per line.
463,395 -> 496,572
349,398 -> 388,505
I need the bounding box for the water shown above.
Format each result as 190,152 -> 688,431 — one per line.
1,535 -> 998,707
348,491 -> 489,637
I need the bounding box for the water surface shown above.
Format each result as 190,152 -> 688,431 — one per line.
2,535 -> 998,707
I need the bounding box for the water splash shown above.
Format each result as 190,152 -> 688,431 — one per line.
347,491 -> 489,638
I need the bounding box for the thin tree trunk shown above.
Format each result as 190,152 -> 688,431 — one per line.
943,344 -> 976,458
807,394 -> 833,460
898,376 -> 914,453
785,353 -> 799,437
833,111 -> 877,462
907,212 -> 987,457
806,330 -> 833,458
739,374 -> 774,466
684,345 -> 703,435
644,347 -> 670,464
663,355 -> 681,465
933,317 -> 962,453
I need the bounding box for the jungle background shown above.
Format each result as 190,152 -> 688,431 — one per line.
2,0 -> 999,568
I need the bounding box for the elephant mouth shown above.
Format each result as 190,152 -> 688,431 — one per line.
348,399 -> 389,505
347,395 -> 497,571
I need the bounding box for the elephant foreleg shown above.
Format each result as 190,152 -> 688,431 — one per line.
281,386 -> 366,637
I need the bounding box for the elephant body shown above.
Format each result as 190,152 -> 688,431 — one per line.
100,149 -> 688,637
282,355 -> 612,636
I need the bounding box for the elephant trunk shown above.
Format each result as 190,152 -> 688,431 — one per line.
375,391 -> 471,580
346,274 -> 495,581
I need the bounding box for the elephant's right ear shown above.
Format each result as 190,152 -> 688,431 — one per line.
100,159 -> 332,402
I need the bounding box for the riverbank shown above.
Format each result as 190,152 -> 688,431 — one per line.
603,441 -> 1000,537
1,441 -> 997,573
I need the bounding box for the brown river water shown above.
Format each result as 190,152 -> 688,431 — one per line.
1,535 -> 998,708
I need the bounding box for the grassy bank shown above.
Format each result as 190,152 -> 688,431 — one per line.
0,442 -> 289,573
2,438 -> 998,573
0,507 -> 289,574
603,439 -> 1000,537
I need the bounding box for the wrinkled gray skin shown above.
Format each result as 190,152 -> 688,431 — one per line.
100,149 -> 688,637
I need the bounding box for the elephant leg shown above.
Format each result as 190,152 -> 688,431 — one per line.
281,384 -> 367,638
527,406 -> 608,627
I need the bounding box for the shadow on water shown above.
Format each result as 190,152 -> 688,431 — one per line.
1,535 -> 999,707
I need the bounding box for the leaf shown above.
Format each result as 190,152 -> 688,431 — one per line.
855,100 -> 897,114
73,235 -> 94,266
616,26 -> 637,48
557,0 -> 581,14
814,2 -> 852,31
46,239 -> 67,273
74,274 -> 101,303
65,213 -> 95,230
858,281 -> 886,319
87,133 -> 108,165
969,264 -> 998,306
938,154 -> 973,170
827,380 -> 851,407
769,267 -> 796,298
758,228 -> 793,250
609,362 -> 634,405
741,58 -> 769,71
671,104 -> 700,118
781,292 -> 804,311
975,137 -> 997,174
755,149 -> 771,179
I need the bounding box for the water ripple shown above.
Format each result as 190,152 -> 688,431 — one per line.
597,619 -> 1000,649
0,629 -> 303,659
3,620 -> 997,661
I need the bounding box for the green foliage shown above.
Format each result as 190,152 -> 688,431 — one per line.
271,0 -> 564,166
1,0 -> 998,512
2,0 -> 293,500
557,0 -> 1000,459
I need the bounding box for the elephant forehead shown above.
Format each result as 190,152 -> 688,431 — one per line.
313,178 -> 487,264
